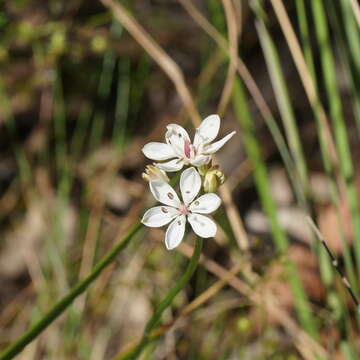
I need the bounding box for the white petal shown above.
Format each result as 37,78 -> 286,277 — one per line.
193,114 -> 220,147
156,158 -> 184,172
141,206 -> 180,227
142,142 -> 176,161
166,124 -> 191,142
165,215 -> 186,250
188,213 -> 217,238
149,180 -> 181,207
190,154 -> 212,166
180,167 -> 201,205
202,131 -> 236,154
189,193 -> 221,214
165,124 -> 190,157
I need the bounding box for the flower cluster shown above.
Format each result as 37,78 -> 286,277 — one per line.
141,114 -> 235,250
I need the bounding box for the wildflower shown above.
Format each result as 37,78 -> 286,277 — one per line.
142,114 -> 236,172
141,167 -> 221,250
142,164 -> 169,183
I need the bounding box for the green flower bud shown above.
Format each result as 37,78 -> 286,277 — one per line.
203,166 -> 225,193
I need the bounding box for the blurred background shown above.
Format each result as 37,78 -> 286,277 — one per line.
1,0 -> 360,359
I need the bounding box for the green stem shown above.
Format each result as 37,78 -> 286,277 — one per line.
119,237 -> 204,360
0,222 -> 143,360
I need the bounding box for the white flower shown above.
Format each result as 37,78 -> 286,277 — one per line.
141,167 -> 221,250
142,114 -> 236,172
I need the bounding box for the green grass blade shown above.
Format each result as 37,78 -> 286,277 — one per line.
311,0 -> 360,279
338,0 -> 360,133
295,0 -> 358,303
232,77 -> 318,338
255,13 -> 309,204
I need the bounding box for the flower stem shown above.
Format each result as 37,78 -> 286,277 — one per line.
0,222 -> 142,360
118,237 -> 204,360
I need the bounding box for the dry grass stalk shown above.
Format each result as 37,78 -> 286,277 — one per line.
100,0 -> 201,126
217,0 -> 240,116
350,0 -> 360,29
269,0 -> 338,168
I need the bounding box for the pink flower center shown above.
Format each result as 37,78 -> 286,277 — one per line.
178,203 -> 189,215
184,140 -> 196,159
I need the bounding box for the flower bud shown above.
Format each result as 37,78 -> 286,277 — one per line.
142,165 -> 169,183
203,166 -> 225,193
